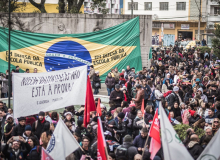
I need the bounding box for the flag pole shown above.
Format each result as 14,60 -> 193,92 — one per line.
141,131 -> 149,159
8,0 -> 11,108
104,146 -> 109,160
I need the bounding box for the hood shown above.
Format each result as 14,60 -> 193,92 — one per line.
197,88 -> 203,94
188,141 -> 198,148
196,78 -> 200,82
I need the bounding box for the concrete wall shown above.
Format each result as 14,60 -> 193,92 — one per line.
0,13 -> 152,68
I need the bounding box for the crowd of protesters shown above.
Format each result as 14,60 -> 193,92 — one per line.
0,44 -> 220,160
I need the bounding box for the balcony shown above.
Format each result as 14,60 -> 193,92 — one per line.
208,15 -> 220,22
209,0 -> 219,5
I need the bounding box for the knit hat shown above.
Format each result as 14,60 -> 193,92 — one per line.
18,117 -> 26,121
25,125 -> 32,131
189,110 -> 196,117
39,111 -> 45,116
64,112 -> 73,117
123,135 -> 133,142
173,86 -> 179,92
195,78 -> 200,82
118,112 -> 125,119
6,115 -> 13,121
77,120 -> 83,127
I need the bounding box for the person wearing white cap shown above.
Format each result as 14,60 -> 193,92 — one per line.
167,86 -> 182,109
163,73 -> 173,84
4,115 -> 14,142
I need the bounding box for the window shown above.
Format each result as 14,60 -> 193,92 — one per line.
128,2 -> 138,10
176,2 -> 186,10
214,7 -> 220,14
160,2 -> 169,10
144,2 -> 152,10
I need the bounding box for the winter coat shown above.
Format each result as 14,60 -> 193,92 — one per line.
127,81 -> 133,97
113,71 -> 120,83
92,74 -> 101,89
143,85 -> 152,100
133,89 -> 145,109
133,117 -> 144,137
162,84 -> 169,94
115,142 -> 138,160
144,112 -> 153,124
168,92 -> 180,108
187,141 -> 203,160
105,76 -> 115,88
189,115 -> 200,126
133,134 -> 147,149
75,127 -> 89,139
74,147 -> 94,160
32,119 -> 49,139
206,89 -> 218,103
2,142 -> 29,160
172,107 -> 181,118
104,116 -> 117,135
89,68 -> 95,81
26,146 -> 41,160
110,90 -> 124,107
115,120 -> 128,138
11,124 -> 25,136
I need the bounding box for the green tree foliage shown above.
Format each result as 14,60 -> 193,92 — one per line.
90,0 -> 109,14
0,0 -> 26,13
212,24 -> 220,57
174,124 -> 205,141
196,46 -> 211,54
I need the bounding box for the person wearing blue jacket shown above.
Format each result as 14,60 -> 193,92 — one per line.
163,73 -> 173,84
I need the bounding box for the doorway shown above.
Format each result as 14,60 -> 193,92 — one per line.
178,31 -> 193,41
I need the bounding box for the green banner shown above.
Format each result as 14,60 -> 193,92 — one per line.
0,17 -> 142,81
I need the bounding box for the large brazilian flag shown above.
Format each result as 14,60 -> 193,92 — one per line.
0,17 -> 142,81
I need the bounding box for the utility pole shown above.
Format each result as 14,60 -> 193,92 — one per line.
195,0 -> 201,41
8,0 -> 11,108
131,0 -> 133,17
111,0 -> 112,16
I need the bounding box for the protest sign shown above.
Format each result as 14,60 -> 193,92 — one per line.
13,65 -> 87,118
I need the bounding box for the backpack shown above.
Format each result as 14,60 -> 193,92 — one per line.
115,145 -> 128,159
165,92 -> 175,103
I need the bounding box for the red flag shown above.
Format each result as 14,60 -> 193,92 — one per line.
97,117 -> 107,160
168,112 -> 171,122
41,147 -> 54,160
141,99 -> 145,115
96,98 -> 102,116
84,76 -> 96,127
149,109 -> 161,160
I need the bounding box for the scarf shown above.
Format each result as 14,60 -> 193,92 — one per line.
124,93 -> 127,101
40,118 -> 45,124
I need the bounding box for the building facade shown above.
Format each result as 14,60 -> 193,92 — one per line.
123,0 -> 207,46
84,0 -> 120,14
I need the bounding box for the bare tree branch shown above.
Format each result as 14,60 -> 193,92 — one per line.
29,0 -> 47,13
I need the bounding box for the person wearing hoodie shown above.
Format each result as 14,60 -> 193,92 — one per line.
105,72 -> 116,96
32,111 -> 49,139
12,117 -> 26,136
75,120 -> 89,140
187,134 -> 203,160
188,110 -> 200,126
196,88 -> 208,103
23,125 -> 39,143
115,135 -> 138,160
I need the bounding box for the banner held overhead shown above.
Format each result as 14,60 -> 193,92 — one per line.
13,65 -> 87,118
0,17 -> 141,81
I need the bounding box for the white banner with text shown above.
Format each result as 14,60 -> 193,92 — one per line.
13,65 -> 87,118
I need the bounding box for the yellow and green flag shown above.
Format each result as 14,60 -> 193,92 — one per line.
0,17 -> 142,81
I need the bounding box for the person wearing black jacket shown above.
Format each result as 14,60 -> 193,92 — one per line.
113,112 -> 127,143
3,136 -> 29,160
26,136 -> 41,160
115,135 -> 138,160
92,71 -> 101,95
32,111 -> 49,139
168,86 -> 180,109
110,84 -> 124,107
172,102 -> 181,118
11,117 -> 26,136
74,136 -> 94,160
187,134 -> 203,160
